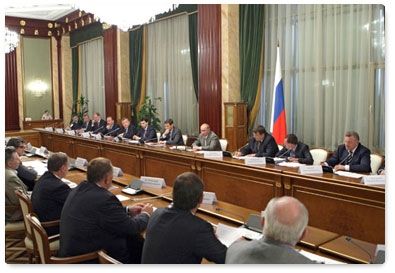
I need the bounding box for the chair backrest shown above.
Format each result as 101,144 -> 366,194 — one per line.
14,189 -> 34,239
26,213 -> 51,264
370,153 -> 383,174
310,148 -> 329,165
182,134 -> 188,146
219,139 -> 228,151
98,250 -> 122,264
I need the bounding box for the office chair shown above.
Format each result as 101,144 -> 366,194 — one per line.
26,212 -> 102,264
182,134 -> 188,146
15,189 -> 60,263
98,250 -> 123,264
310,148 -> 329,165
370,153 -> 384,174
219,139 -> 228,151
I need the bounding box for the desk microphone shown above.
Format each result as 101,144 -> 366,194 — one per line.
277,148 -> 292,158
105,127 -> 120,136
215,207 -> 248,228
143,137 -> 158,143
345,236 -> 373,264
92,126 -> 104,134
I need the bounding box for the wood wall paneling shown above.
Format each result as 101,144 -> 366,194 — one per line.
5,50 -> 21,131
103,26 -> 118,119
198,4 -> 222,137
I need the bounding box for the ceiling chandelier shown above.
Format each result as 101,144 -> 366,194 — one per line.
5,27 -> 19,54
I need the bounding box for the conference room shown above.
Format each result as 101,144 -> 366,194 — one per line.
4,1 -> 387,266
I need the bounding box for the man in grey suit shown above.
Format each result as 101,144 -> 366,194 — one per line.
226,196 -> 316,264
5,147 -> 29,223
159,118 -> 184,145
192,123 -> 222,151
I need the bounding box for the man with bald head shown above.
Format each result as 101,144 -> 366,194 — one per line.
192,123 -> 222,151
225,196 -> 316,264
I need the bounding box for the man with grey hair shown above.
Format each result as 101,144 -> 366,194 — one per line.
31,152 -> 71,236
225,196 -> 316,264
323,131 -> 371,172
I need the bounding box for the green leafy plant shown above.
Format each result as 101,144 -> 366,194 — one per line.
71,95 -> 89,122
137,96 -> 162,131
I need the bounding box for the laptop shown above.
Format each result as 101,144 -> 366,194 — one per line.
121,178 -> 144,195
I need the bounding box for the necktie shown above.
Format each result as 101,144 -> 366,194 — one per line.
346,152 -> 353,164
125,127 -> 128,136
203,137 -> 206,146
257,141 -> 261,151
290,150 -> 295,157
143,129 -> 146,137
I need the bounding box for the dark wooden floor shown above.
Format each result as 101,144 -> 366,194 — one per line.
5,233 -> 29,264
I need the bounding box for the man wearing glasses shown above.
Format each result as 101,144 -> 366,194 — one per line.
6,137 -> 38,190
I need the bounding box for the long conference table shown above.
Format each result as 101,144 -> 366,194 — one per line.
33,128 -> 385,247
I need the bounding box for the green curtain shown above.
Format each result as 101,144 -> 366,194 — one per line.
70,22 -> 103,47
239,4 -> 265,133
188,12 -> 198,100
71,47 -> 79,116
129,27 -> 144,125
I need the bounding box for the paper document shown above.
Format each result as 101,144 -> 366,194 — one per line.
333,171 -> 363,178
61,178 -> 77,188
215,223 -> 244,247
278,162 -> 304,168
299,250 -> 345,264
22,160 -> 48,175
116,194 -> 130,202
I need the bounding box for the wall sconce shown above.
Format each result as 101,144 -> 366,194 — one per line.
28,79 -> 48,97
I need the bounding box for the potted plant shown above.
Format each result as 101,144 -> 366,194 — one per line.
137,96 -> 162,131
71,95 -> 89,122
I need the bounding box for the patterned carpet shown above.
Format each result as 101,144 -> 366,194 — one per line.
5,233 -> 29,264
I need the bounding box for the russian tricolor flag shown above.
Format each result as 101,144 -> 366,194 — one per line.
270,45 -> 287,144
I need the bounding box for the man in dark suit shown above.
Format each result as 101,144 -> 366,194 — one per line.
192,123 -> 222,151
235,125 -> 279,157
226,196 -> 316,264
31,152 -> 71,236
6,137 -> 37,191
118,117 -> 137,139
66,114 -> 83,130
77,114 -> 93,134
103,116 -> 121,136
142,172 -> 227,264
59,157 -> 154,263
91,112 -> 107,134
276,134 -> 313,164
158,118 -> 184,145
323,131 -> 371,172
133,118 -> 157,143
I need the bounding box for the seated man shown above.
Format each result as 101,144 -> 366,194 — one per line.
31,153 -> 72,236
234,125 -> 279,157
58,157 -> 153,263
103,116 -> 121,136
91,112 -> 107,134
142,172 -> 227,264
226,196 -> 316,264
76,114 -> 93,134
117,117 -> 137,139
191,123 -> 222,151
66,114 -> 83,130
6,137 -> 38,191
275,134 -> 313,164
158,118 -> 184,145
322,131 -> 371,172
5,147 -> 29,223
133,118 -> 157,143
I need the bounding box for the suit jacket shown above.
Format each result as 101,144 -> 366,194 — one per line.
69,119 -> 83,130
226,237 -> 316,264
17,163 -> 37,191
160,126 -> 184,145
103,123 -> 121,136
136,125 -> 157,143
241,134 -> 279,157
31,171 -> 72,236
326,143 -> 371,172
59,181 -> 149,263
120,124 -> 138,139
192,131 -> 222,151
82,120 -> 93,132
275,141 -> 314,164
5,168 -> 29,222
91,119 -> 106,134
142,206 -> 227,264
